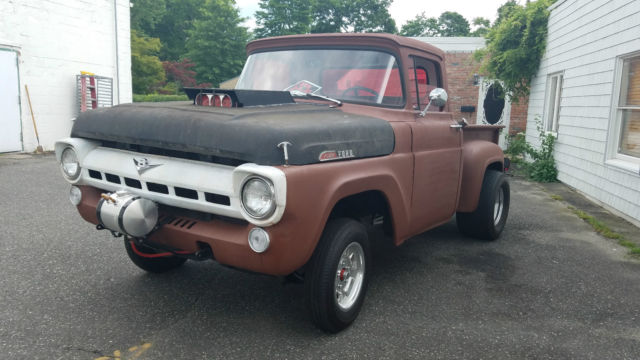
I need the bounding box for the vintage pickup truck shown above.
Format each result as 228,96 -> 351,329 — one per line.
55,33 -> 509,332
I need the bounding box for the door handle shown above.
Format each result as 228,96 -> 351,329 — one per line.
450,124 -> 463,128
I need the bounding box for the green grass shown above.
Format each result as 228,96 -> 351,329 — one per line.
133,94 -> 189,102
567,206 -> 640,257
619,240 -> 636,249
550,194 -> 563,201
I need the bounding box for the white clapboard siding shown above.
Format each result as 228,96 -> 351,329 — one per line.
526,0 -> 640,225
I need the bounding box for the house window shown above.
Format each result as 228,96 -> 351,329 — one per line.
616,55 -> 640,160
544,72 -> 563,133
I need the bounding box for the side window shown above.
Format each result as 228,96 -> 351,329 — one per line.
544,72 -> 563,133
410,56 -> 442,110
616,54 -> 640,161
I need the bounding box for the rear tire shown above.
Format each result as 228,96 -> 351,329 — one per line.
124,238 -> 187,273
305,218 -> 371,333
456,170 -> 510,240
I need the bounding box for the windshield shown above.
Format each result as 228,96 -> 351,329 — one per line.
236,49 -> 403,106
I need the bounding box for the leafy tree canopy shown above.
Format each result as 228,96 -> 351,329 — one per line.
254,0 -> 313,38
158,58 -> 212,94
494,0 -> 521,27
475,0 -> 553,102
253,0 -> 396,37
399,11 -> 470,37
399,13 -> 439,37
471,17 -> 491,37
438,11 -> 470,37
131,30 -> 166,94
131,0 -> 202,61
130,0 -> 249,94
130,0 -> 166,34
186,0 -> 250,87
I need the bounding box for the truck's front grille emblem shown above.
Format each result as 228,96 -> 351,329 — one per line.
133,157 -> 162,175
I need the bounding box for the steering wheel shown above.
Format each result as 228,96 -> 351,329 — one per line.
341,86 -> 379,98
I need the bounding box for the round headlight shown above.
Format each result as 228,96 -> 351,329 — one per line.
61,147 -> 81,180
241,176 -> 276,219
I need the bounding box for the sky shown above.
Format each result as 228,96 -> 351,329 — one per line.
235,0 -> 513,30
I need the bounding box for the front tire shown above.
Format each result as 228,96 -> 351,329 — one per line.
124,238 -> 187,273
305,218 -> 371,333
456,170 -> 510,240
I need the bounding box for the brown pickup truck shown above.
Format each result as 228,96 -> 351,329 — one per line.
55,33 -> 509,333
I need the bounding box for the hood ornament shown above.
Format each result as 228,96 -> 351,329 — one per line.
133,158 -> 162,175
277,142 -> 292,166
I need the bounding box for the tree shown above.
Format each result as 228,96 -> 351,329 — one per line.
474,0 -> 553,102
495,0 -> 521,27
254,0 -> 313,38
158,58 -> 212,94
348,0 -> 397,33
310,0 -> 396,33
154,0 -> 202,60
438,11 -> 470,37
130,0 -> 167,35
186,0 -> 250,86
399,11 -> 470,37
399,13 -> 439,37
131,30 -> 166,94
471,17 -> 491,37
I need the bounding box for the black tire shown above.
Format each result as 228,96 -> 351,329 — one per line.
124,238 -> 187,273
305,218 -> 371,333
456,170 -> 510,240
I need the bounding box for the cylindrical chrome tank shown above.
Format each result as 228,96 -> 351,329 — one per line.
96,191 -> 158,237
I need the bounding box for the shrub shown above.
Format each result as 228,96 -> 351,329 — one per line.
133,94 -> 189,102
504,117 -> 558,183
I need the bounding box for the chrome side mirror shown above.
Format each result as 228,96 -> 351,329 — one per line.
419,88 -> 448,117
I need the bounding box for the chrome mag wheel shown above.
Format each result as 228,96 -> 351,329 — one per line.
334,242 -> 365,311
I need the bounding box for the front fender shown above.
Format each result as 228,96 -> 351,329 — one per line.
263,153 -> 413,274
457,140 -> 504,213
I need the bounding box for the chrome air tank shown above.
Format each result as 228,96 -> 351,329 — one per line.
96,191 -> 158,237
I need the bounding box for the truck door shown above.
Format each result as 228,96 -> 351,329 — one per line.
408,56 -> 463,234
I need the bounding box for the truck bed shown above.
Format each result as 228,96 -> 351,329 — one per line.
463,124 -> 503,144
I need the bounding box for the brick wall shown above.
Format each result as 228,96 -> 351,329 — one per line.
0,0 -> 131,152
445,52 -> 482,125
509,97 -> 528,134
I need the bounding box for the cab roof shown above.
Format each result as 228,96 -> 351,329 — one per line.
246,33 -> 445,61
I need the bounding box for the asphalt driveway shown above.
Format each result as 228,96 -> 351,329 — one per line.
1,154 -> 639,359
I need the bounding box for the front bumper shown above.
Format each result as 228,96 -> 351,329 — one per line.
76,186 -> 303,275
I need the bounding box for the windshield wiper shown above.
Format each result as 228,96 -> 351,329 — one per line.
290,90 -> 342,107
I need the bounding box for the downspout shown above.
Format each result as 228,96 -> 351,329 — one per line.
113,0 -> 121,104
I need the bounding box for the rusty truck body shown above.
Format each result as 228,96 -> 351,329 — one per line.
55,33 -> 510,332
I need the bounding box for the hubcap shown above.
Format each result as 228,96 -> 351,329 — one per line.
493,185 -> 504,226
334,242 -> 365,311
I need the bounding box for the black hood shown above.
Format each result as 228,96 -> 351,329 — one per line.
71,102 -> 395,166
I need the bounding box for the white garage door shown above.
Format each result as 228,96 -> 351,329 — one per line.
0,50 -> 22,152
